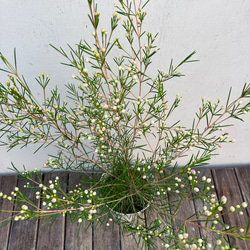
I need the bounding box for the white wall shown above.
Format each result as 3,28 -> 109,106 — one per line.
0,0 -> 250,173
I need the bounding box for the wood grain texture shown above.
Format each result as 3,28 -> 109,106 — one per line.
192,169 -> 221,249
0,175 -> 17,250
121,230 -> 145,250
120,212 -> 146,250
168,183 -> 201,240
64,173 -> 92,250
235,167 -> 250,215
8,174 -> 40,250
145,205 -> 169,250
1,168 -> 250,250
212,168 -> 250,249
94,219 -> 120,250
36,172 -> 68,250
92,171 -> 120,250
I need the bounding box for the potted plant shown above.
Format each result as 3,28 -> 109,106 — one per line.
0,0 -> 250,249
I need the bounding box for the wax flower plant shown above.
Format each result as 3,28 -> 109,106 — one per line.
0,0 -> 250,249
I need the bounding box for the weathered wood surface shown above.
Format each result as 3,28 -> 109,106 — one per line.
145,205 -> 167,250
36,172 -> 68,250
65,173 -> 92,250
193,169 -> 221,250
235,167 -> 250,215
0,175 -> 17,250
0,168 -> 250,250
8,174 -> 40,250
212,168 -> 250,250
120,209 -> 147,250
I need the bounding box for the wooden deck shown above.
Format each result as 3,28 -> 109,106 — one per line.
0,167 -> 250,250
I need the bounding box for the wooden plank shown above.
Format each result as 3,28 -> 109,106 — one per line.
192,169 -> 221,249
36,172 -> 68,250
8,174 -> 40,250
0,175 -> 18,250
120,212 -> 146,250
145,202 -> 169,250
212,168 -> 250,249
235,167 -> 250,215
64,172 -> 92,250
174,194 -> 201,239
92,171 -> 120,250
168,180 -> 201,240
121,231 -> 145,250
93,217 -> 120,250
0,167 -> 249,249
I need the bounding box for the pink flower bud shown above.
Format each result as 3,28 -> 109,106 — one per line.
205,210 -> 211,216
242,202 -> 247,208
221,196 -> 227,204
230,206 -> 235,212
